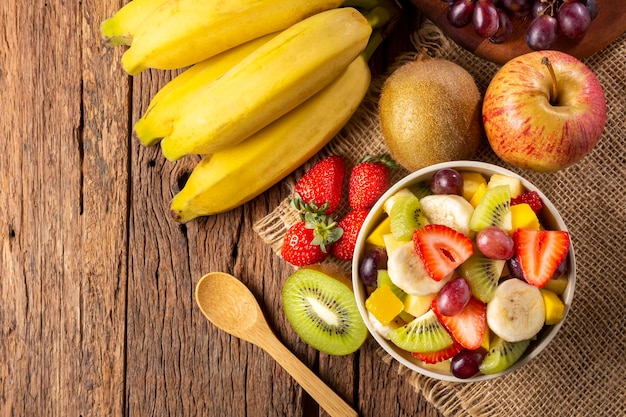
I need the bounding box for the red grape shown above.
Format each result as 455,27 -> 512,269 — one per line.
526,14 -> 558,50
581,0 -> 599,20
558,1 -> 591,39
437,278 -> 471,316
451,348 -> 487,379
359,247 -> 387,286
473,0 -> 500,38
476,226 -> 515,260
429,168 -> 463,195
502,0 -> 532,16
447,0 -> 476,28
489,8 -> 513,44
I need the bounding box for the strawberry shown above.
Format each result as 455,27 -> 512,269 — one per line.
511,190 -> 543,213
412,340 -> 464,364
514,228 -> 570,288
412,224 -> 474,281
348,154 -> 397,210
281,213 -> 342,267
293,155 -> 346,215
330,209 -> 370,261
432,297 -> 486,350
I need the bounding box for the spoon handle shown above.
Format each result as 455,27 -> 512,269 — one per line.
261,334 -> 358,417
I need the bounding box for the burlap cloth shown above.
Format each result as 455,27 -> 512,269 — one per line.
254,19 -> 626,416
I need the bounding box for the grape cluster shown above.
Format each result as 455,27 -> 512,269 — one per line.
443,0 -> 598,50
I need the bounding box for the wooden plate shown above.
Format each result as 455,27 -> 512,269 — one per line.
410,0 -> 626,64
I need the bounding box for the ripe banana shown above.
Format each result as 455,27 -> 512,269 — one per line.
169,55 -> 371,222
419,194 -> 475,237
100,0 -> 171,46
486,278 -> 546,342
133,33 -> 278,147
120,0 -> 345,75
387,241 -> 452,296
160,7 -> 372,161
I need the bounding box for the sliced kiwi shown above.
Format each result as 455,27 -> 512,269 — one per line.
479,336 -> 531,375
389,194 -> 429,241
282,268 -> 367,356
408,181 -> 432,199
459,253 -> 506,303
389,310 -> 453,353
469,185 -> 512,232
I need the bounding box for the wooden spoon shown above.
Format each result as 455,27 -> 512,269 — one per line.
195,272 -> 358,417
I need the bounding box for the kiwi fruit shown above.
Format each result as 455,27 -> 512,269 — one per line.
469,185 -> 512,232
458,253 -> 506,303
479,336 -> 531,375
281,266 -> 367,356
389,194 -> 429,241
377,269 -> 407,302
389,309 -> 453,353
378,55 -> 483,172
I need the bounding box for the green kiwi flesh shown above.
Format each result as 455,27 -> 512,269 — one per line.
389,194 -> 429,241
479,337 -> 531,374
389,310 -> 453,353
469,185 -> 512,232
458,253 -> 506,303
282,268 -> 367,356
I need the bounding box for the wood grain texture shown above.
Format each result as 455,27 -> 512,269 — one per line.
412,0 -> 626,64
0,1 -> 442,416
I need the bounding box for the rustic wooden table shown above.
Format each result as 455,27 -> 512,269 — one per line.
1,1 -> 444,416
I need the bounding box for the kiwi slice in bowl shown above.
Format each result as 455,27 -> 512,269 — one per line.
282,267 -> 368,356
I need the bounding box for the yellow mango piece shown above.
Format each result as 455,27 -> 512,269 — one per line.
403,293 -> 436,318
481,329 -> 490,352
544,275 -> 568,295
383,233 -> 405,256
460,171 -> 488,202
365,285 -> 405,326
366,216 -> 391,248
487,173 -> 524,198
469,182 -> 488,208
539,288 -> 565,325
510,203 -> 540,231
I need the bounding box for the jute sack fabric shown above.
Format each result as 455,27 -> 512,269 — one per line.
254,19 -> 626,417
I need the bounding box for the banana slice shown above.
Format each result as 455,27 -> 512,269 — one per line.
420,194 -> 474,237
367,311 -> 405,340
487,278 -> 546,342
387,241 -> 452,296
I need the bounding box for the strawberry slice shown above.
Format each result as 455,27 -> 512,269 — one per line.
514,228 -> 570,288
413,224 -> 474,281
432,297 -> 486,350
412,340 -> 464,364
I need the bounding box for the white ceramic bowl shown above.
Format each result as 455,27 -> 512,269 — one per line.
352,161 -> 576,382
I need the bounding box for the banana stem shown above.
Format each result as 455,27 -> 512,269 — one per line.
361,30 -> 384,62
341,0 -> 380,12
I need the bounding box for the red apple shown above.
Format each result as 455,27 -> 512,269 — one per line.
482,50 -> 606,172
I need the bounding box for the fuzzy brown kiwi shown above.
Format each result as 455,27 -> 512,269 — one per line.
281,266 -> 367,356
378,54 -> 483,172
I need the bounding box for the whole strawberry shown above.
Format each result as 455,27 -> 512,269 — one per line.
331,209 -> 370,261
348,154 -> 397,210
293,155 -> 346,215
281,213 -> 343,267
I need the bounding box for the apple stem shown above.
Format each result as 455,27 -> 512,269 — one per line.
541,57 -> 558,105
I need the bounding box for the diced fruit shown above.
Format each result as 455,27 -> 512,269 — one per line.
389,310 -> 454,353
511,190 -> 543,213
367,312 -> 405,340
419,194 -> 474,237
413,224 -> 474,282
404,293 -> 437,318
539,288 -> 565,325
469,182 -> 488,208
460,171 -> 487,202
359,247 -> 387,287
459,253 -> 506,303
383,188 -> 415,214
433,297 -> 486,350
377,269 -> 407,302
469,185 -> 512,232
510,203 -> 540,231
387,241 -> 451,296
407,181 -> 432,199
514,229 -> 570,288
413,340 -> 464,364
487,173 -> 524,198
480,329 -> 490,352
543,275 -> 568,295
479,336 -> 530,375
389,193 -> 429,241
365,285 -> 405,326
383,233 -> 405,256
365,216 -> 391,248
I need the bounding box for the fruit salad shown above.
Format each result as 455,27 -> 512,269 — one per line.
357,166 -> 572,379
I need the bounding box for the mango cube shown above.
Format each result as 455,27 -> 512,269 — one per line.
539,288 -> 565,325
366,216 -> 391,248
544,275 -> 568,295
403,293 -> 436,318
511,203 -> 540,231
460,171 -> 488,202
365,285 -> 405,326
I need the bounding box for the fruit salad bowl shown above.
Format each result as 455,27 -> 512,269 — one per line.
352,161 -> 576,382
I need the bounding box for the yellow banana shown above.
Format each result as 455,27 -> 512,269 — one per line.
160,7 -> 371,161
120,0 -> 344,75
170,55 -> 371,223
100,0 -> 171,46
133,33 -> 278,147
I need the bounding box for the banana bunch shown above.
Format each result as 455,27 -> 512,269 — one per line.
101,0 -> 400,222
